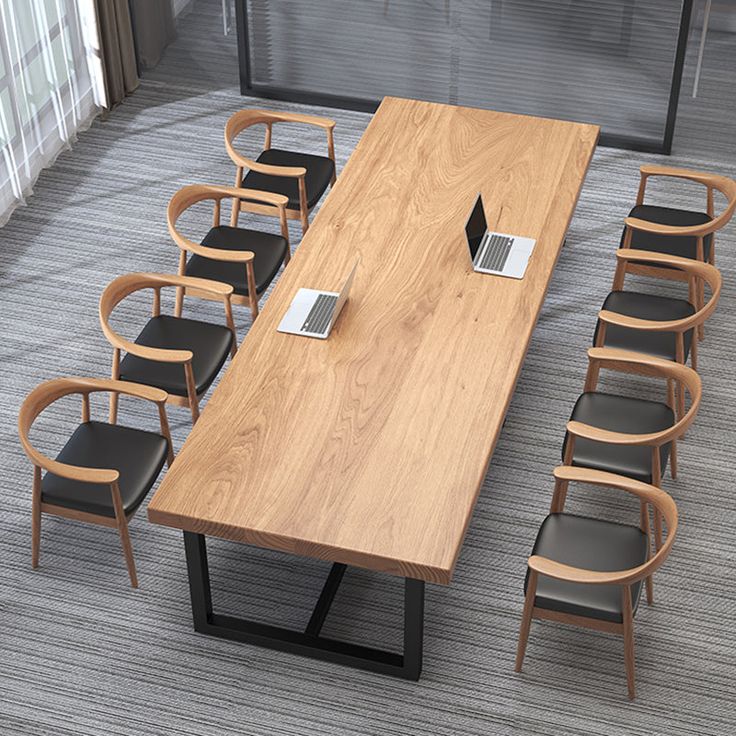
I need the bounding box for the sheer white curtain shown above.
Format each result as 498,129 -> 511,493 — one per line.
0,0 -> 103,226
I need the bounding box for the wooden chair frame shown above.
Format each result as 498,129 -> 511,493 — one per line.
224,109 -> 337,236
622,164 -> 736,339
99,272 -> 237,425
561,347 -> 700,549
168,184 -> 290,323
18,377 -> 175,588
515,466 -> 678,699
597,249 -> 721,413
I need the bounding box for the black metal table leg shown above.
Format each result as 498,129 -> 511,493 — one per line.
184,530 -> 213,629
182,532 -> 425,679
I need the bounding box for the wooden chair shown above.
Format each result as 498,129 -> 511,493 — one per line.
99,273 -> 237,425
18,377 -> 175,588
515,466 -> 678,699
224,109 -> 337,236
169,184 -> 291,323
621,164 -> 736,339
560,347 -> 700,548
594,249 -> 721,417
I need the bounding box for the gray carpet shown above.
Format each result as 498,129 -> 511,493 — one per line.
1,3 -> 736,735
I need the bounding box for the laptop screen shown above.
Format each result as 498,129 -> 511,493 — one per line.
465,194 -> 487,260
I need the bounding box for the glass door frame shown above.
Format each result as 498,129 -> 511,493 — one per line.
234,0 -> 694,154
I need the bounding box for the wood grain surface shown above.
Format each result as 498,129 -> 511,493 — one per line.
147,97 -> 599,584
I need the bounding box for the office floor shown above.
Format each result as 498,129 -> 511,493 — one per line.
1,2 -> 735,734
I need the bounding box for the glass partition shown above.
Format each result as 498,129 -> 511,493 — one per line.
238,0 -> 692,152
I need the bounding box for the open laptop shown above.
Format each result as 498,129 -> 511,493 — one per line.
277,260 -> 358,339
465,194 -> 536,279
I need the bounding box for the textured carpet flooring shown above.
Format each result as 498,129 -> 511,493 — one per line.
1,6 -> 736,736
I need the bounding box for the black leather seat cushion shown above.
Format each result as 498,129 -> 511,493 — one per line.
563,392 -> 673,483
185,226 -> 288,297
119,315 -> 233,397
42,421 -> 168,518
525,513 -> 648,623
594,290 -> 695,362
242,148 -> 335,211
622,204 -> 713,262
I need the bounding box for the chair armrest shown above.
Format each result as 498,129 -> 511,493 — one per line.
174,235 -> 255,264
225,145 -> 306,179
528,555 -> 648,586
152,273 -> 234,299
615,248 -> 714,276
226,187 -> 289,209
624,216 -> 713,238
103,332 -> 193,365
31,455 -> 119,485
70,377 -> 168,404
566,420 -> 669,447
597,309 -> 690,333
587,347 -> 697,385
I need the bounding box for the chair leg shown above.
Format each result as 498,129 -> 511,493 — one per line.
31,466 -> 41,569
690,333 -> 698,372
640,500 -> 654,605
117,518 -> 138,588
175,286 -> 184,318
109,392 -> 119,424
184,363 -> 200,424
515,570 -> 537,673
300,211 -> 310,236
622,586 -> 636,700
653,509 -> 663,552
109,348 -> 120,424
246,260 -> 259,323
670,440 -> 678,480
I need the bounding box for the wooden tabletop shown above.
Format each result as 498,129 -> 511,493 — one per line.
148,97 -> 599,585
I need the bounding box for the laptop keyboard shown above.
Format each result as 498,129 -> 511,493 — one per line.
478,234 -> 514,272
300,293 -> 338,334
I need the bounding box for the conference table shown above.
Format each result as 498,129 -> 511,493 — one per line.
147,96 -> 599,679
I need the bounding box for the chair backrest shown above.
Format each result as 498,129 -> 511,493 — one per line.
224,108 -> 336,181
603,248 -> 722,334
99,272 -> 235,365
629,164 -> 736,239
167,184 -> 290,257
18,377 -> 171,484
571,347 -> 702,448
530,466 -> 677,586
224,109 -> 307,178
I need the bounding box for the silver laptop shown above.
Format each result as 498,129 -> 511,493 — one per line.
465,194 -> 536,279
277,260 -> 358,339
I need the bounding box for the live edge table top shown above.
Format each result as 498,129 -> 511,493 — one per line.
147,96 -> 599,585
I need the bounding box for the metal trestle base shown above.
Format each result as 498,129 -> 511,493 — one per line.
183,532 -> 425,679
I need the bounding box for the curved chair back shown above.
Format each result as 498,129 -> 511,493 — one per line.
601,249 -> 722,361
224,108 -> 336,176
536,466 -> 677,587
572,347 -> 702,450
224,108 -> 337,235
99,272 -> 236,365
19,377 -> 173,485
629,164 -> 736,239
168,184 -> 290,257
19,376 -> 174,587
516,464 -> 678,698
167,185 -> 291,322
